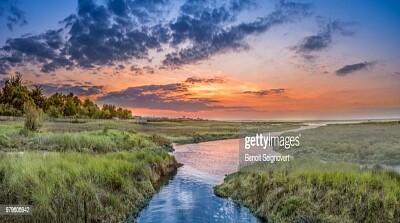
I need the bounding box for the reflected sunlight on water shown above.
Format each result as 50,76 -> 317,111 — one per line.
136,138 -> 263,223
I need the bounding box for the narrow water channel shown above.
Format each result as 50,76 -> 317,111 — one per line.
136,138 -> 263,222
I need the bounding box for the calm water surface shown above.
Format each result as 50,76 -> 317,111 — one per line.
136,125 -> 321,222
136,139 -> 263,223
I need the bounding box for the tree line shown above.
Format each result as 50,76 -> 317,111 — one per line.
0,73 -> 132,119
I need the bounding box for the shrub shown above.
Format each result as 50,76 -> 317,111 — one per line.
103,125 -> 109,134
149,134 -> 173,151
23,101 -> 45,131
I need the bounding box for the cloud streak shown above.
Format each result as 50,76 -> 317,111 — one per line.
0,0 -> 28,31
292,20 -> 356,59
243,88 -> 286,97
97,82 -> 248,112
185,76 -> 225,84
335,61 -> 376,76
39,83 -> 105,96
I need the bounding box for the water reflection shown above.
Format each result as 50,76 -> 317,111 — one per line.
136,139 -> 262,223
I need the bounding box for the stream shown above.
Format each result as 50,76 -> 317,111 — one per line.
136,138 -> 262,222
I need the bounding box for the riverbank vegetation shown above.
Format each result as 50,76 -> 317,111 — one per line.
0,151 -> 179,222
276,121 -> 400,165
216,121 -> 400,222
215,158 -> 400,223
0,124 -> 159,152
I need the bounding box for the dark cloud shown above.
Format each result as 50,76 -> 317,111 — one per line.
143,66 -> 154,74
39,83 -> 105,96
1,28 -> 71,73
335,61 -> 376,76
64,2 -> 160,69
97,83 -> 247,112
229,0 -> 256,12
0,0 -> 28,31
163,0 -> 311,68
0,60 -> 11,75
0,0 -> 311,74
130,65 -> 154,75
293,20 -> 356,58
41,57 -> 74,73
1,0 -> 170,73
243,88 -> 285,97
301,54 -> 317,62
185,76 -> 225,84
298,31 -> 331,52
116,64 -> 125,70
130,65 -> 142,75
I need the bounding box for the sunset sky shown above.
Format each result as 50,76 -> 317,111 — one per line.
0,0 -> 399,120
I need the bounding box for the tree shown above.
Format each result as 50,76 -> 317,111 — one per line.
47,92 -> 65,108
82,99 -> 99,117
1,73 -> 32,114
63,97 -> 77,116
0,73 -> 134,119
116,107 -> 132,119
47,105 -> 62,118
30,85 -> 47,110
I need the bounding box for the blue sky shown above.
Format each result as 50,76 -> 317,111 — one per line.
0,0 -> 399,119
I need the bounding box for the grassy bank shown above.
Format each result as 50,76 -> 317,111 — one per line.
0,151 -> 179,222
0,119 -> 302,148
215,159 -> 400,223
276,121 -> 400,165
0,123 -> 176,152
0,120 -> 181,222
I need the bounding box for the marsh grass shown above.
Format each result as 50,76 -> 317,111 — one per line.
276,122 -> 400,165
0,120 -> 302,151
30,130 -> 154,152
147,134 -> 173,151
0,125 -> 155,152
0,119 -> 304,222
0,151 -> 178,223
215,158 -> 400,223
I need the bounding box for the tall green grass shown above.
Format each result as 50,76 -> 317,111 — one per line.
0,127 -> 155,152
215,159 -> 400,223
276,123 -> 400,165
0,151 -> 178,222
31,130 -> 154,152
0,120 -> 302,151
